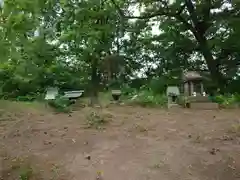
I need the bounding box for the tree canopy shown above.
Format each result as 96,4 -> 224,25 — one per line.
0,0 -> 239,99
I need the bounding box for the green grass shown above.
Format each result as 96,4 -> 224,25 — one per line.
0,100 -> 47,112
47,96 -> 71,113
126,90 -> 167,107
212,94 -> 240,108
19,166 -> 33,180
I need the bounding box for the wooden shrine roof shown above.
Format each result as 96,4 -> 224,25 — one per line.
182,71 -> 203,82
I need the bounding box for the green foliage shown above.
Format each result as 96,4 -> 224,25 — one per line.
148,76 -> 180,95
0,0 -> 240,101
129,88 -> 167,107
212,94 -> 240,107
121,84 -> 136,96
19,166 -> 33,180
16,95 -> 36,102
48,96 -> 71,113
149,78 -> 166,94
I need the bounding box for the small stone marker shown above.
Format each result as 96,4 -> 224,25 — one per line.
63,90 -> 84,99
166,86 -> 180,108
44,87 -> 59,100
111,90 -> 121,101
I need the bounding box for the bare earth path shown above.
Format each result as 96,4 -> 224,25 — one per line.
0,104 -> 240,180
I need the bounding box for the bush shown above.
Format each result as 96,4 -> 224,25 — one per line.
19,166 -> 33,180
48,95 -> 71,113
16,96 -> 35,102
15,92 -> 43,102
121,84 -> 136,96
212,94 -> 240,108
149,77 -> 166,94
129,89 -> 167,107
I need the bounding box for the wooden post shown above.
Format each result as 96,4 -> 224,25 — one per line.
184,83 -> 188,96
190,82 -> 194,96
167,96 -> 171,109
200,83 -> 204,94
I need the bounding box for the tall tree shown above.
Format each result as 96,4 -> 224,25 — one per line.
111,0 -> 240,90
58,0 -> 122,103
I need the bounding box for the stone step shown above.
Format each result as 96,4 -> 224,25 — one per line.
185,96 -> 210,103
168,103 -> 181,109
189,102 -> 219,109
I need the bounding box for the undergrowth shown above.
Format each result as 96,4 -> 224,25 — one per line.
19,166 -> 33,180
1,156 -> 34,180
130,92 -> 167,107
47,95 -> 71,113
212,94 -> 240,108
85,111 -> 110,129
123,86 -> 167,107
2,85 -> 240,111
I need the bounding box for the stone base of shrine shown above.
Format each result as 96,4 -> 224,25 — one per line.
189,102 -> 219,110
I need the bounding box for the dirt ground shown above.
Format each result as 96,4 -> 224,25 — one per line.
0,102 -> 240,180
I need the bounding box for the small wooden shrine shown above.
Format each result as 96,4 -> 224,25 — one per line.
182,71 -> 204,96
181,71 -> 219,109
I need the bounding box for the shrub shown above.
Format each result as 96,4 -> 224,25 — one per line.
48,95 -> 71,113
212,94 -> 240,108
121,84 -> 136,96
212,95 -> 225,104
19,166 -> 33,180
129,89 -> 167,107
16,94 -> 37,102
149,77 -> 166,94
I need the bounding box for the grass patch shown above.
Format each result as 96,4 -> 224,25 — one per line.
0,100 -> 47,112
212,94 -> 240,108
228,123 -> 240,136
1,156 -> 34,180
127,90 -> 167,107
85,110 -> 112,129
47,96 -> 71,113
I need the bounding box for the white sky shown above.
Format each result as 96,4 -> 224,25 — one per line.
129,0 -> 232,35
129,3 -> 161,35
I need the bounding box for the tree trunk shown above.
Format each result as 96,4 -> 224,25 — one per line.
184,0 -> 226,91
90,57 -> 99,105
196,35 -> 226,91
